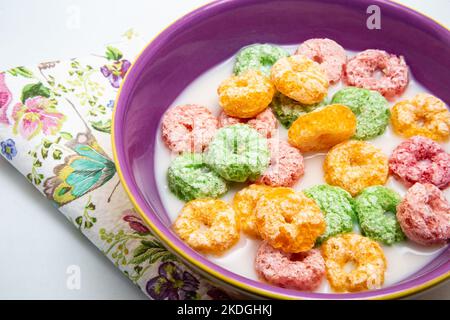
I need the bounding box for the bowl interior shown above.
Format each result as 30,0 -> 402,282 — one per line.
113,0 -> 450,299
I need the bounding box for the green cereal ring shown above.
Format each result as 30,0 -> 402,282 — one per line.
233,44 -> 290,77
331,87 -> 389,140
205,124 -> 270,182
270,92 -> 328,128
304,184 -> 357,243
354,186 -> 405,245
167,153 -> 228,201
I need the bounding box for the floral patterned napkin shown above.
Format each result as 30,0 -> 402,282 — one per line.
0,32 -> 229,300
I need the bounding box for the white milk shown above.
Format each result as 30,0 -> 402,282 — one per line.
154,46 -> 448,293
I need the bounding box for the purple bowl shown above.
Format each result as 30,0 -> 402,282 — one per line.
112,0 -> 450,299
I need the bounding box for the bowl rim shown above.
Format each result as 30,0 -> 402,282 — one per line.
112,0 -> 450,299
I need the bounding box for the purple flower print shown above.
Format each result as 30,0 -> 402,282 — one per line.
100,60 -> 131,88
146,262 -> 199,300
1,139 -> 17,160
122,210 -> 150,234
106,99 -> 115,109
207,287 -> 231,300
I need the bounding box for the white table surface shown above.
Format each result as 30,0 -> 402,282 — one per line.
0,0 -> 448,300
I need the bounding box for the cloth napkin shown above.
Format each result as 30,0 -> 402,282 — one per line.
0,31 -> 230,300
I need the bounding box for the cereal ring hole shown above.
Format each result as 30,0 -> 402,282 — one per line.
312,55 -> 323,64
194,212 -> 213,232
373,69 -> 384,80
182,122 -> 193,131
283,214 -> 293,224
344,260 -> 357,273
280,200 -> 299,224
414,115 -> 426,127
417,159 -> 432,167
425,196 -> 440,212
375,198 -> 398,218
384,210 -> 396,220
413,110 -> 437,128
369,58 -> 387,76
289,252 -> 308,262
260,56 -> 276,68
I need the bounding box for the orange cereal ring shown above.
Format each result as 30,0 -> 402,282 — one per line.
173,198 -> 239,255
322,234 -> 387,292
391,93 -> 450,141
288,104 -> 356,152
324,140 -> 389,196
255,187 -> 326,253
233,184 -> 273,237
218,70 -> 275,118
270,55 -> 328,104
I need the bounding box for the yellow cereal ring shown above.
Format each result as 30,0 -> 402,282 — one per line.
270,55 -> 328,104
173,198 -> 239,255
324,140 -> 389,196
288,104 -> 356,152
391,93 -> 450,141
322,234 -> 387,292
218,70 -> 275,118
233,184 -> 273,238
256,187 -> 326,253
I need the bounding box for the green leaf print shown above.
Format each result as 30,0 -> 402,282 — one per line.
129,240 -> 176,265
20,82 -> 51,103
91,119 -> 111,133
105,46 -> 123,61
74,196 -> 97,230
60,132 -> 73,140
7,66 -> 34,78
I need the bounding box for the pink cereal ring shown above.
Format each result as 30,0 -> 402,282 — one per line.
161,104 -> 218,153
255,139 -> 304,187
344,49 -> 409,99
389,136 -> 450,189
296,38 -> 346,84
255,242 -> 325,291
397,183 -> 450,246
218,108 -> 278,138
